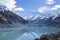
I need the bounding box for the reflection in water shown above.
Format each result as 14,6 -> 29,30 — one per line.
0,26 -> 60,40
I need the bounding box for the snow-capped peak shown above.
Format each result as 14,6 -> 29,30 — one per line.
52,13 -> 59,20
0,4 -> 8,12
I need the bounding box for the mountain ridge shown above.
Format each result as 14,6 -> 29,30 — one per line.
0,5 -> 27,27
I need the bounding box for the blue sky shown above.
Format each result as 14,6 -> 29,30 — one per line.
15,0 -> 60,18
15,0 -> 60,11
0,0 -> 60,19
16,0 -> 46,11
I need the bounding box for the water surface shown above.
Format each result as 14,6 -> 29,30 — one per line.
0,26 -> 60,40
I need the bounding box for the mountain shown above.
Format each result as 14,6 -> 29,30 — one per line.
27,12 -> 60,27
25,11 -> 53,21
0,5 -> 27,27
1,4 -> 60,27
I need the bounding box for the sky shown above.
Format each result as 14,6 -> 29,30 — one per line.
0,0 -> 60,19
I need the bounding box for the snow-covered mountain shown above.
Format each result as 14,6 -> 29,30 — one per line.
0,4 -> 60,27
24,11 -> 54,21
26,11 -> 60,27
0,5 -> 27,27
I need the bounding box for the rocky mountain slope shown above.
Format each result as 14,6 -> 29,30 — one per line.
0,5 -> 27,27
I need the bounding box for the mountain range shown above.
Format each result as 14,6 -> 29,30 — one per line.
27,12 -> 60,27
0,5 -> 60,27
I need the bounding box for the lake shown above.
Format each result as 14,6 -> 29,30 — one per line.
0,26 -> 60,40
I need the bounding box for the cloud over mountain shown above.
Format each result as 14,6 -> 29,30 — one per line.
0,0 -> 16,10
51,5 -> 60,10
0,0 -> 25,11
15,7 -> 25,11
38,6 -> 50,13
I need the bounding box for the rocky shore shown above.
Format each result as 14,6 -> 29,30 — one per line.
35,32 -> 60,40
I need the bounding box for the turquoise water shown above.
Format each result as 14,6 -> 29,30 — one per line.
0,26 -> 60,40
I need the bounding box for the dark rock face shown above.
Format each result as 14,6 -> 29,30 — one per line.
0,10 -> 27,24
35,32 -> 60,40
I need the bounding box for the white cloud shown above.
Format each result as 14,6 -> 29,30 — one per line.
51,5 -> 60,10
15,7 -> 25,11
37,5 -> 60,14
38,6 -> 50,13
45,0 -> 55,5
0,0 -> 16,10
0,0 -> 25,11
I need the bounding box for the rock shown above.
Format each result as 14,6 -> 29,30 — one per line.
35,32 -> 60,40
